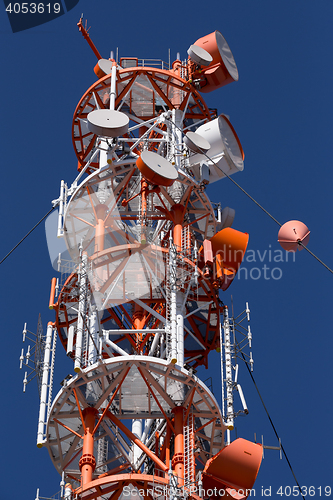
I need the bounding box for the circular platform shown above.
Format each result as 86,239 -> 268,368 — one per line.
75,473 -> 202,500
72,67 -> 212,171
45,356 -> 225,480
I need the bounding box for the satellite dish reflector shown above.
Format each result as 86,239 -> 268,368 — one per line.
209,227 -> 249,291
136,151 -> 178,186
219,207 -> 235,229
94,58 -> 114,78
192,30 -> 239,92
187,45 -> 213,67
87,109 -> 129,138
278,220 -> 310,252
184,131 -> 211,154
45,209 -> 74,272
202,438 -> 262,494
189,115 -> 244,183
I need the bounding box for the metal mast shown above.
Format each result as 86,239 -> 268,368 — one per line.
29,20 -> 264,500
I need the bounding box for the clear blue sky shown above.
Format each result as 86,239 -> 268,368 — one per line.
1,1 -> 332,498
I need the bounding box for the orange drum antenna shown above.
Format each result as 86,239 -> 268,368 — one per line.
26,22 -> 270,500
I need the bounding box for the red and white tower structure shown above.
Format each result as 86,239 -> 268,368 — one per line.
29,19 -> 263,500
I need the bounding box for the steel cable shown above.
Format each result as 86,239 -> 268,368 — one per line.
0,205 -> 56,265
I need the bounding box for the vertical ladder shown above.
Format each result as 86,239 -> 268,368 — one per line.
165,247 -> 172,360
96,436 -> 109,474
47,327 -> 57,418
184,411 -> 195,489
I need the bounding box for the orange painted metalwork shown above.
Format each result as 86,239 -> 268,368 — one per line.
74,473 -> 202,500
172,58 -> 182,108
31,22 -> 265,500
215,252 -> 223,280
137,366 -> 176,434
171,204 -> 185,251
72,67 -> 212,171
92,367 -> 130,435
79,407 -> 97,486
72,387 -> 86,433
93,204 -> 109,255
133,304 -> 146,351
77,17 -> 102,60
105,410 -> 169,473
53,418 -> 83,440
51,259 -> 221,367
172,406 -> 184,485
49,256 -> 220,366
194,416 -> 217,434
155,431 -> 160,457
48,277 -> 57,310
141,178 -> 148,243
165,425 -> 171,474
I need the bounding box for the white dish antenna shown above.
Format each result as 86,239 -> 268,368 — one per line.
87,109 -> 129,138
94,58 -> 113,78
189,115 -> 244,183
184,131 -> 211,154
187,45 -> 213,67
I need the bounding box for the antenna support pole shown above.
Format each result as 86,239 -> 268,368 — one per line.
77,17 -> 102,60
79,408 -> 97,486
36,322 -> 53,447
223,306 -> 234,430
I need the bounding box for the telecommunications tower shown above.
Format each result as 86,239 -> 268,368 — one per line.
25,20 -> 263,500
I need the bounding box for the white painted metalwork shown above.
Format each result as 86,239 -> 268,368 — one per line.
176,292 -> 185,367
219,301 -> 255,437
169,238 -> 178,364
47,327 -> 57,418
45,356 -> 226,478
20,316 -> 45,395
132,418 -> 142,463
57,180 -> 65,238
222,306 -> 234,431
74,249 -> 87,373
37,323 -> 53,447
88,308 -> 99,365
28,37 -> 260,498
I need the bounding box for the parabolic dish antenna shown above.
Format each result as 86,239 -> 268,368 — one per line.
196,115 -> 244,168
192,30 -> 239,92
214,30 -> 239,82
190,115 -> 244,183
184,131 -> 211,154
136,150 -> 178,186
218,114 -> 244,170
94,58 -> 113,78
87,109 -> 129,138
187,44 -> 213,67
